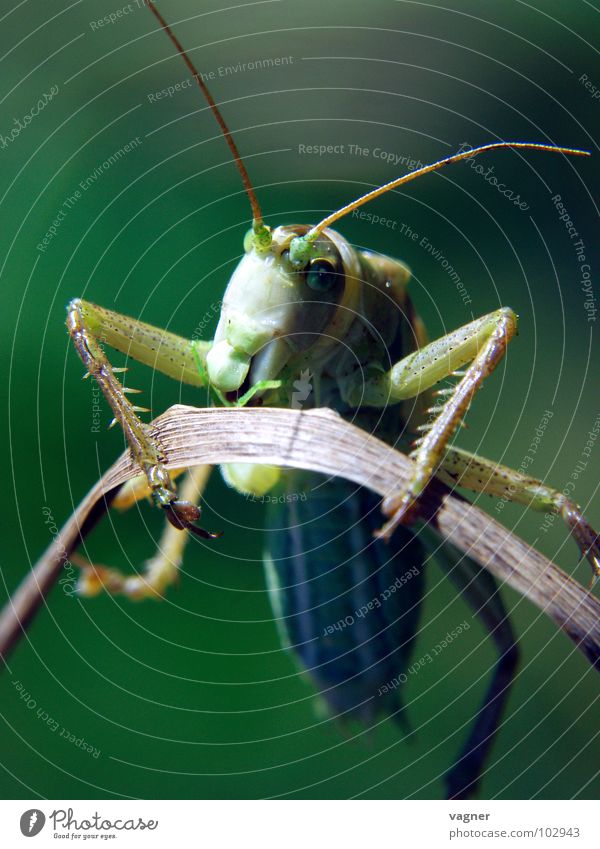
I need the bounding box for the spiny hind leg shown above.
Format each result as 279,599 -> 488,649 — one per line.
76,465 -> 213,599
438,446 -> 600,586
66,298 -> 215,536
365,308 -> 517,537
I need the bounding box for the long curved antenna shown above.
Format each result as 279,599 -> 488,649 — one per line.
147,2 -> 268,239
289,141 -> 590,266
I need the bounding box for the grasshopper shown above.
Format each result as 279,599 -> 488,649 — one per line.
66,2 -> 598,798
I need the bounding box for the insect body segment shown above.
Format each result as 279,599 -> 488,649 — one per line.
265,475 -> 426,726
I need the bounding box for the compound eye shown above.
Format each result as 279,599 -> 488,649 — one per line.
306,259 -> 339,293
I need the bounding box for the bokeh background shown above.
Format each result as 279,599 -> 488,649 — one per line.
0,0 -> 598,800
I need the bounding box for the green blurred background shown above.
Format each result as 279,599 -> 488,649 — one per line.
0,0 -> 598,800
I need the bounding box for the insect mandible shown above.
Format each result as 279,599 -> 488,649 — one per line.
65,1 -> 597,799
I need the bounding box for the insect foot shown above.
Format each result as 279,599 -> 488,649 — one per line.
136,457 -> 221,540
164,499 -> 222,541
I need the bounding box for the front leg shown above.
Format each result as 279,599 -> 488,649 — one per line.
346,308 -> 517,537
66,298 -> 216,537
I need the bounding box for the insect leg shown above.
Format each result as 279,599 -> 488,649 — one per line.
431,537 -> 519,800
66,298 -> 213,535
438,447 -> 600,585
76,465 -> 213,599
362,308 -> 517,535
111,468 -> 188,512
67,299 -> 209,385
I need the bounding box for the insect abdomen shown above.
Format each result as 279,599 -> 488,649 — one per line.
264,472 -> 426,724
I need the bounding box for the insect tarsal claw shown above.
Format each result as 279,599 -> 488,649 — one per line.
164,500 -> 222,540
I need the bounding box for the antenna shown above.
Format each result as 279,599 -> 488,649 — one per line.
289,142 -> 590,266
147,2 -> 270,245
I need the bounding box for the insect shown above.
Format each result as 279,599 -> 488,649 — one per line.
66,2 -> 597,798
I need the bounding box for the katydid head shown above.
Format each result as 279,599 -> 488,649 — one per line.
206,225 -> 358,392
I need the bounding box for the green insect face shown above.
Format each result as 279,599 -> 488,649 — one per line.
206,226 -> 351,393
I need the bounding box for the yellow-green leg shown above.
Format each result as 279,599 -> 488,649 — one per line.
66,298 -> 215,538
437,446 -> 600,585
75,465 -> 213,599
352,307 -> 517,536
